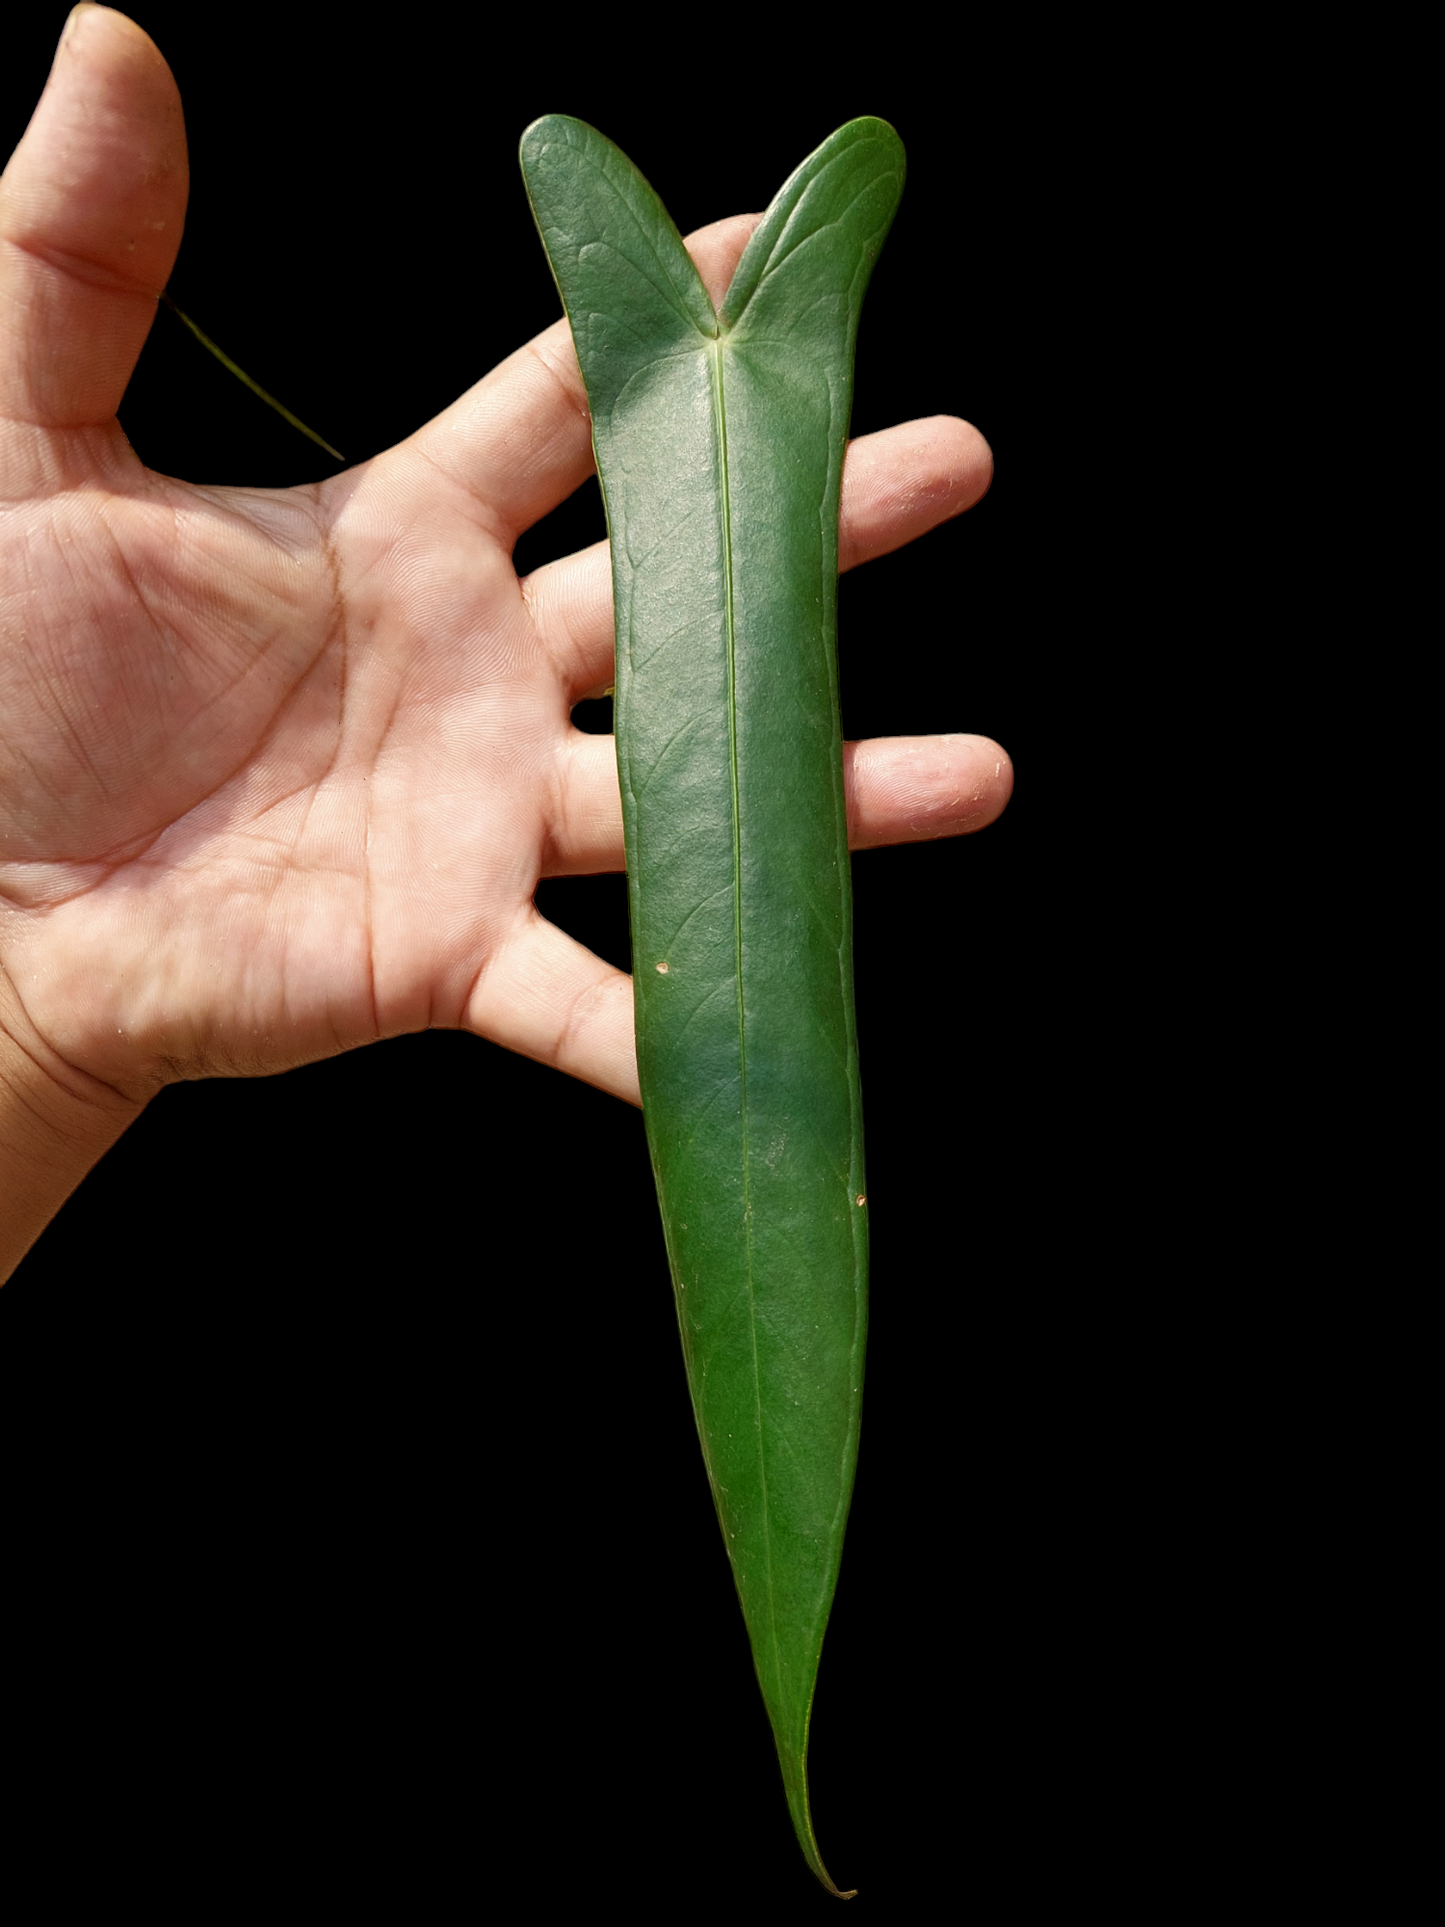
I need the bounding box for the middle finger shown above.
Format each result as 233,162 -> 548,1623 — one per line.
525,414 -> 994,700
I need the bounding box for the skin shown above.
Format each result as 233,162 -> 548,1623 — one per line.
0,6 -> 1010,1282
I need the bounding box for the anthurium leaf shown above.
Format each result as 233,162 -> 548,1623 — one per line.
520,114 -> 903,1896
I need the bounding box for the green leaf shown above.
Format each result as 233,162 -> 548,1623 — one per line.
520,115 -> 903,1896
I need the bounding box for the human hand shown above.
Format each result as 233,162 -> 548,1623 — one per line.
0,7 -> 1009,1275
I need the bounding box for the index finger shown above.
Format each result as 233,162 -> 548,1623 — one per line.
394,215 -> 762,545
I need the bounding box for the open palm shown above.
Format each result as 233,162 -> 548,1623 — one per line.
0,8 -> 1006,1130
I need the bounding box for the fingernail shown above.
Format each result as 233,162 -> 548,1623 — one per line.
62,5 -> 98,50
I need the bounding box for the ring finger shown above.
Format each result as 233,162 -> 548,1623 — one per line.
542,730 -> 1013,877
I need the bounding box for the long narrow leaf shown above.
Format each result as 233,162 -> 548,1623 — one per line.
521,116 -> 903,1895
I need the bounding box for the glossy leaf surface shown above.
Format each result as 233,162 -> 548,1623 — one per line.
520,115 -> 903,1895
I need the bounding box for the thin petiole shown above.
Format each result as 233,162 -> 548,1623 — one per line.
161,293 -> 345,463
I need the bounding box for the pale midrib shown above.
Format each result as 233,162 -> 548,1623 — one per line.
710,332 -> 783,1711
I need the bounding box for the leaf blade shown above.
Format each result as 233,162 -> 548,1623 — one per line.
520,115 -> 903,1896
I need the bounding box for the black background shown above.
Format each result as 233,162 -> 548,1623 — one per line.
2,8 -> 1141,1916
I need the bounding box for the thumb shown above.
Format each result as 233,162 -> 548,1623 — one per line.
0,6 -> 186,434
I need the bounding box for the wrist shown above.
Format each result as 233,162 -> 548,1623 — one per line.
0,966 -> 144,1283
